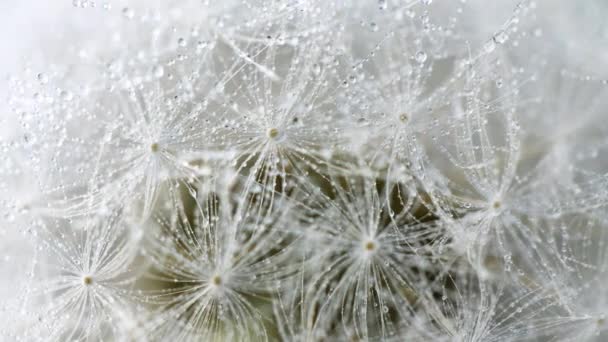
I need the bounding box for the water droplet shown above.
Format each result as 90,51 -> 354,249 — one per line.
60,90 -> 73,101
178,38 -> 187,47
484,40 -> 496,53
152,65 -> 164,78
312,63 -> 321,76
422,0 -> 433,4
378,0 -> 387,10
415,51 -> 427,63
37,73 -> 48,84
196,41 -> 208,54
122,7 -> 134,19
493,30 -> 508,44
370,22 -> 379,32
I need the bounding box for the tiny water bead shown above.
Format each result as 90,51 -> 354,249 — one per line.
37,73 -> 48,84
72,0 -> 91,8
415,51 -> 427,63
196,41 -> 208,54
60,90 -> 73,101
484,39 -> 496,53
152,65 -> 164,78
493,30 -> 509,44
121,7 -> 134,19
312,63 -> 322,76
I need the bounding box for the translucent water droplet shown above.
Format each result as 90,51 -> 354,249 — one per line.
153,65 -> 164,78
122,7 -> 134,19
378,0 -> 387,10
178,38 -> 187,47
312,63 -> 321,76
415,51 -> 427,63
422,0 -> 433,4
484,40 -> 496,53
421,14 -> 429,24
37,73 -> 48,84
493,30 -> 508,44
196,41 -> 208,54
370,22 -> 379,32
60,90 -> 73,101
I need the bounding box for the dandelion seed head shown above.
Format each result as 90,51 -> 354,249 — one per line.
4,1 -> 607,341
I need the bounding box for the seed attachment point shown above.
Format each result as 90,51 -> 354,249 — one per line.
267,127 -> 280,139
211,275 -> 222,286
364,240 -> 377,252
492,201 -> 502,209
83,275 -> 93,286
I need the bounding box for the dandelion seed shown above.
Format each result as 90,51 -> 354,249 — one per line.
423,265 -> 570,342
21,212 -> 139,341
285,175 -> 439,340
144,181 -> 299,341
